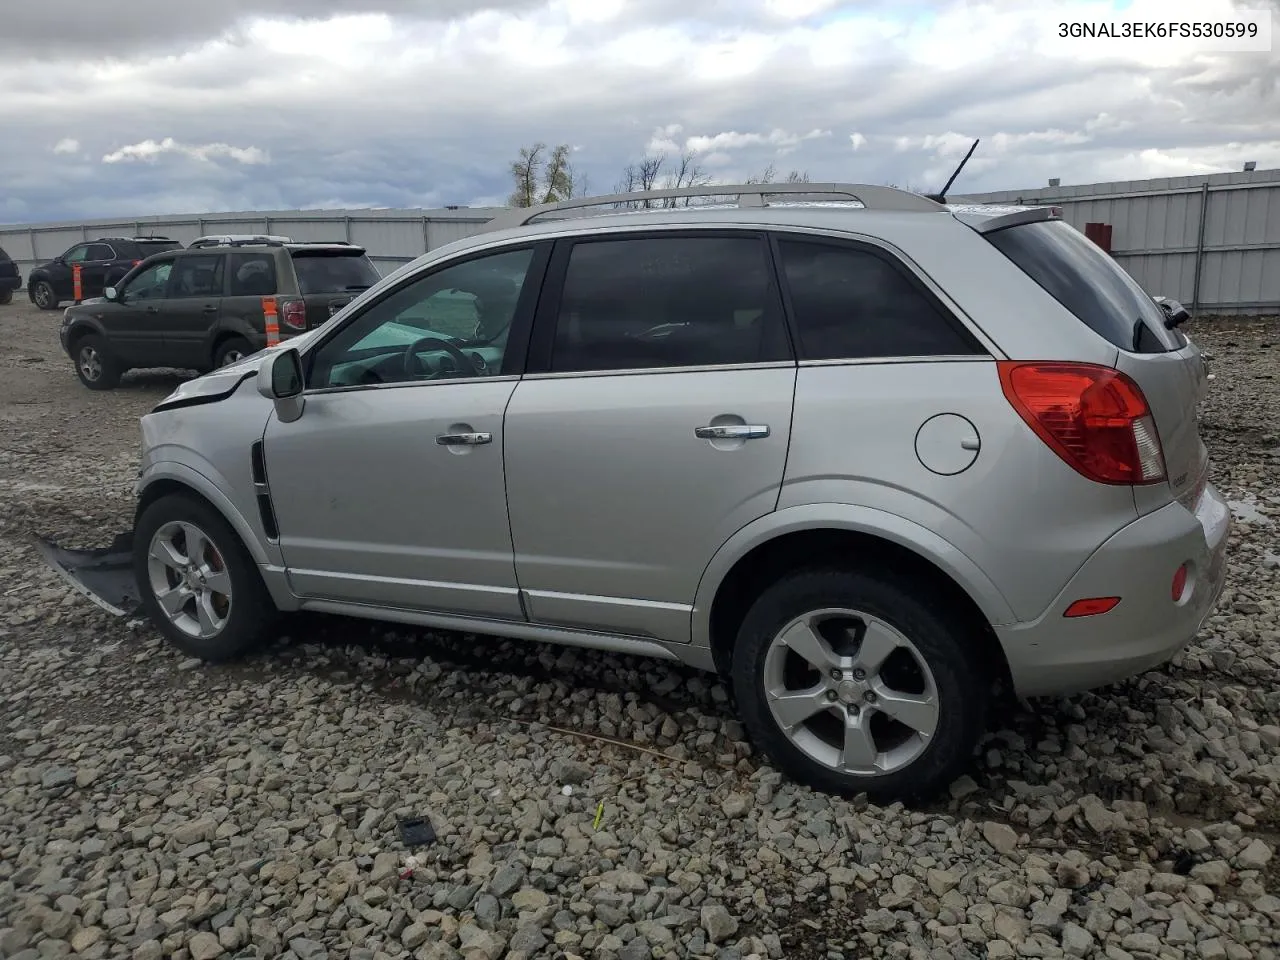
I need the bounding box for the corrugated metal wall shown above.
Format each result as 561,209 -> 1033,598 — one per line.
2,166 -> 1277,314
952,167 -> 1280,315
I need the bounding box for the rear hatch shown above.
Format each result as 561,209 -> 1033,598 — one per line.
287,246 -> 380,330
982,215 -> 1209,511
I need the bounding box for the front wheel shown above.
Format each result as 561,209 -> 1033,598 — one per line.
133,493 -> 278,662
731,567 -> 989,803
72,334 -> 122,390
31,280 -> 58,310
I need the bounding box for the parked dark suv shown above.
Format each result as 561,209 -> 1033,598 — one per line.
0,245 -> 20,304
28,237 -> 183,309
59,239 -> 380,389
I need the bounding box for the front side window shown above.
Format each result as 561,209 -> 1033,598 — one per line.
777,239 -> 983,360
169,255 -> 225,298
227,253 -> 278,297
63,244 -> 90,263
308,247 -> 535,389
549,234 -> 790,373
123,260 -> 173,301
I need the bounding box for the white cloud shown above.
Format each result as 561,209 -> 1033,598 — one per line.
101,137 -> 269,165
52,138 -> 80,155
850,133 -> 867,151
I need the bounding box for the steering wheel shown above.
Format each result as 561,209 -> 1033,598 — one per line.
402,336 -> 482,379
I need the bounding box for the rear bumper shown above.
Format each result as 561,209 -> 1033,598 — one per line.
0,275 -> 20,293
996,481 -> 1231,698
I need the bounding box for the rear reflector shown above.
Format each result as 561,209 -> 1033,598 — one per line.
1064,597 -> 1121,618
997,361 -> 1167,485
1172,563 -> 1188,601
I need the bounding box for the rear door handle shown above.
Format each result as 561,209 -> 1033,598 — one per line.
695,424 -> 770,440
145,306 -> 158,314
436,432 -> 492,446
202,305 -> 218,314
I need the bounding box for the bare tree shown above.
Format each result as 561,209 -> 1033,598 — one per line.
746,163 -> 810,185
508,142 -> 582,207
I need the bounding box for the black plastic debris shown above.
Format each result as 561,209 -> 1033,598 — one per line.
398,816 -> 436,847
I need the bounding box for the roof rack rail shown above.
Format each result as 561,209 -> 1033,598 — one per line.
188,234 -> 292,249
485,182 -> 946,232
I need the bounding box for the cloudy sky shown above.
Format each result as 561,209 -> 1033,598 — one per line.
1,0 -> 1276,224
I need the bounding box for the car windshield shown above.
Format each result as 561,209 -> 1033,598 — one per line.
291,252 -> 380,295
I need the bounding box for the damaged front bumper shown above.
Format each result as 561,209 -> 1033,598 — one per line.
34,530 -> 140,617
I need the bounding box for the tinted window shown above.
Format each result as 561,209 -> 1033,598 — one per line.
136,240 -> 181,256
123,260 -> 173,301
170,255 -> 225,298
291,252 -> 380,294
64,244 -> 91,263
776,239 -> 982,360
309,247 -> 535,389
550,235 -> 789,373
87,243 -> 115,261
986,219 -> 1182,353
227,253 -> 278,296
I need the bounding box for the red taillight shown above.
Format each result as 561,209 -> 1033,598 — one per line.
132,259 -> 142,267
1172,563 -> 1188,601
997,361 -> 1166,485
281,300 -> 307,331
1064,597 -> 1121,618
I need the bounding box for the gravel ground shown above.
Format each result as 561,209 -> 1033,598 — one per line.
1,300 -> 1278,960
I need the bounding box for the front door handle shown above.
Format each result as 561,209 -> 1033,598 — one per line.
695,424 -> 770,440
145,306 -> 158,314
202,305 -> 218,314
436,432 -> 492,446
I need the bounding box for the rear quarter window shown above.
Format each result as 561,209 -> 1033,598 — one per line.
985,219 -> 1184,353
227,253 -> 279,296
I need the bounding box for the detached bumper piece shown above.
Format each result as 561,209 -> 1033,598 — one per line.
34,530 -> 140,617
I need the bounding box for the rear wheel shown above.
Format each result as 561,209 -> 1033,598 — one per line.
134,493 -> 277,662
0,289 -> 12,305
214,337 -> 253,368
731,567 -> 989,803
73,334 -> 121,390
31,280 -> 58,310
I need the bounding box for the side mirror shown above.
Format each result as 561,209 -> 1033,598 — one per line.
104,287 -> 118,302
1154,296 -> 1191,329
256,347 -> 306,422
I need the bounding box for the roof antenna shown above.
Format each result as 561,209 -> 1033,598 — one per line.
924,138 -> 979,204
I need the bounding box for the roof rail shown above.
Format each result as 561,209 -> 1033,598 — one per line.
188,234 -> 292,249
485,182 -> 946,232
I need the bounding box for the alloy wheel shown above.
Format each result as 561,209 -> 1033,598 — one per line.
146,520 -> 233,640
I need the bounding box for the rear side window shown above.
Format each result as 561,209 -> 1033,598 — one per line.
550,234 -> 791,373
170,255 -> 225,298
986,219 -> 1183,353
227,253 -> 278,296
776,239 -> 984,360
87,243 -> 115,261
291,253 -> 380,295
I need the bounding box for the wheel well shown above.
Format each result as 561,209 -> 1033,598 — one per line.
65,325 -> 99,353
708,528 -> 1011,687
211,331 -> 251,364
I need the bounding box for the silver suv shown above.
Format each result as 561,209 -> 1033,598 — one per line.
46,184 -> 1230,801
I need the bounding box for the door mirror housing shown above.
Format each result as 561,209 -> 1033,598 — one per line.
256,347 -> 306,422
1153,295 -> 1191,329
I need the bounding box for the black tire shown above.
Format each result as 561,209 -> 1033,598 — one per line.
133,493 -> 278,662
0,289 -> 12,305
31,280 -> 59,310
213,337 -> 254,368
730,567 -> 989,804
71,334 -> 122,390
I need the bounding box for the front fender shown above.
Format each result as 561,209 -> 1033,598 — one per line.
137,459 -> 279,569
689,502 -> 1018,649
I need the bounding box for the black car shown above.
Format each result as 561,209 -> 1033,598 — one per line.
0,244 -> 20,304
27,236 -> 183,310
59,239 -> 380,389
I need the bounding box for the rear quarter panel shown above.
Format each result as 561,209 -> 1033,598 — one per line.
777,357 -> 1141,623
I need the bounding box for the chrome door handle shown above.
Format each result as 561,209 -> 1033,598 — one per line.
436,432 -> 492,446
695,424 -> 770,440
